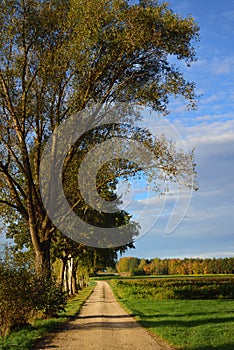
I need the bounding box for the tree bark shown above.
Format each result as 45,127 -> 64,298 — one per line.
59,258 -> 67,291
72,259 -> 79,293
67,256 -> 73,295
33,234 -> 51,278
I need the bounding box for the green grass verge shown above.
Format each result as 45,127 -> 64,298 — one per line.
0,282 -> 96,350
109,279 -> 234,350
122,299 -> 234,350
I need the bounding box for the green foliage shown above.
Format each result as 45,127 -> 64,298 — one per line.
116,256 -> 146,275
0,283 -> 95,349
110,276 -> 234,300
0,266 -> 35,337
0,0 -> 199,277
33,277 -> 67,317
0,264 -> 66,337
50,230 -> 131,294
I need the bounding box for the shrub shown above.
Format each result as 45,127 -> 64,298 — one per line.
0,266 -> 34,336
0,265 -> 67,337
33,276 -> 67,317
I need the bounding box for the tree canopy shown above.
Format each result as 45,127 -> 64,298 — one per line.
0,0 -> 199,276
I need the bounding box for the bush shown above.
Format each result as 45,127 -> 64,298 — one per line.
0,265 -> 67,337
33,276 -> 67,317
0,266 -> 34,336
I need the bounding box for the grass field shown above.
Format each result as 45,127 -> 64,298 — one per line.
109,277 -> 234,350
92,273 -> 234,281
0,282 -> 96,350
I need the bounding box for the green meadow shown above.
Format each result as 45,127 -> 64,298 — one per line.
109,276 -> 234,350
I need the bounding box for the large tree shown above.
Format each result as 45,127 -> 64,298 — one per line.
0,0 -> 199,276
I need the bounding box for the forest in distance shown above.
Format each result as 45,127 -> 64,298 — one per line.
116,256 -> 234,276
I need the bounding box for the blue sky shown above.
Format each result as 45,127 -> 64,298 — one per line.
122,0 -> 234,259
1,1 -> 233,261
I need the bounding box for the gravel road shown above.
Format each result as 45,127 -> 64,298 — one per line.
33,281 -> 174,350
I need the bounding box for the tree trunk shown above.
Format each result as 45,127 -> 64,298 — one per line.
59,258 -> 67,291
72,259 -> 79,293
64,264 -> 68,293
33,236 -> 51,278
67,256 -> 73,295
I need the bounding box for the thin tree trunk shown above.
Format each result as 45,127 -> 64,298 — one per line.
64,264 -> 68,293
59,258 -> 67,291
72,259 -> 79,293
67,256 -> 73,295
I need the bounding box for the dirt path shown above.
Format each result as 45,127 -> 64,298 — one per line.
33,281 -> 173,350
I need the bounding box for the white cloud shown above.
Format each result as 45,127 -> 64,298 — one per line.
221,10 -> 234,22
192,251 -> 234,258
124,0 -> 234,259
183,119 -> 234,148
211,56 -> 234,74
125,116 -> 234,258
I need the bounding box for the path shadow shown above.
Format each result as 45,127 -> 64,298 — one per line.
31,314 -> 140,349
182,344 -> 234,350
139,316 -> 234,328
78,314 -> 131,319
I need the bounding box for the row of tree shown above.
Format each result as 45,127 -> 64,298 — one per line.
116,256 -> 234,276
50,232 -> 131,294
0,0 -> 199,283
0,236 -> 128,295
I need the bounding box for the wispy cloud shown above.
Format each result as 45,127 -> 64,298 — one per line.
122,0 -> 234,259
221,9 -> 234,21
192,251 -> 234,258
211,56 -> 234,74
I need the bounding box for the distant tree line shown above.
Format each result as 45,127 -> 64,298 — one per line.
116,256 -> 234,276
